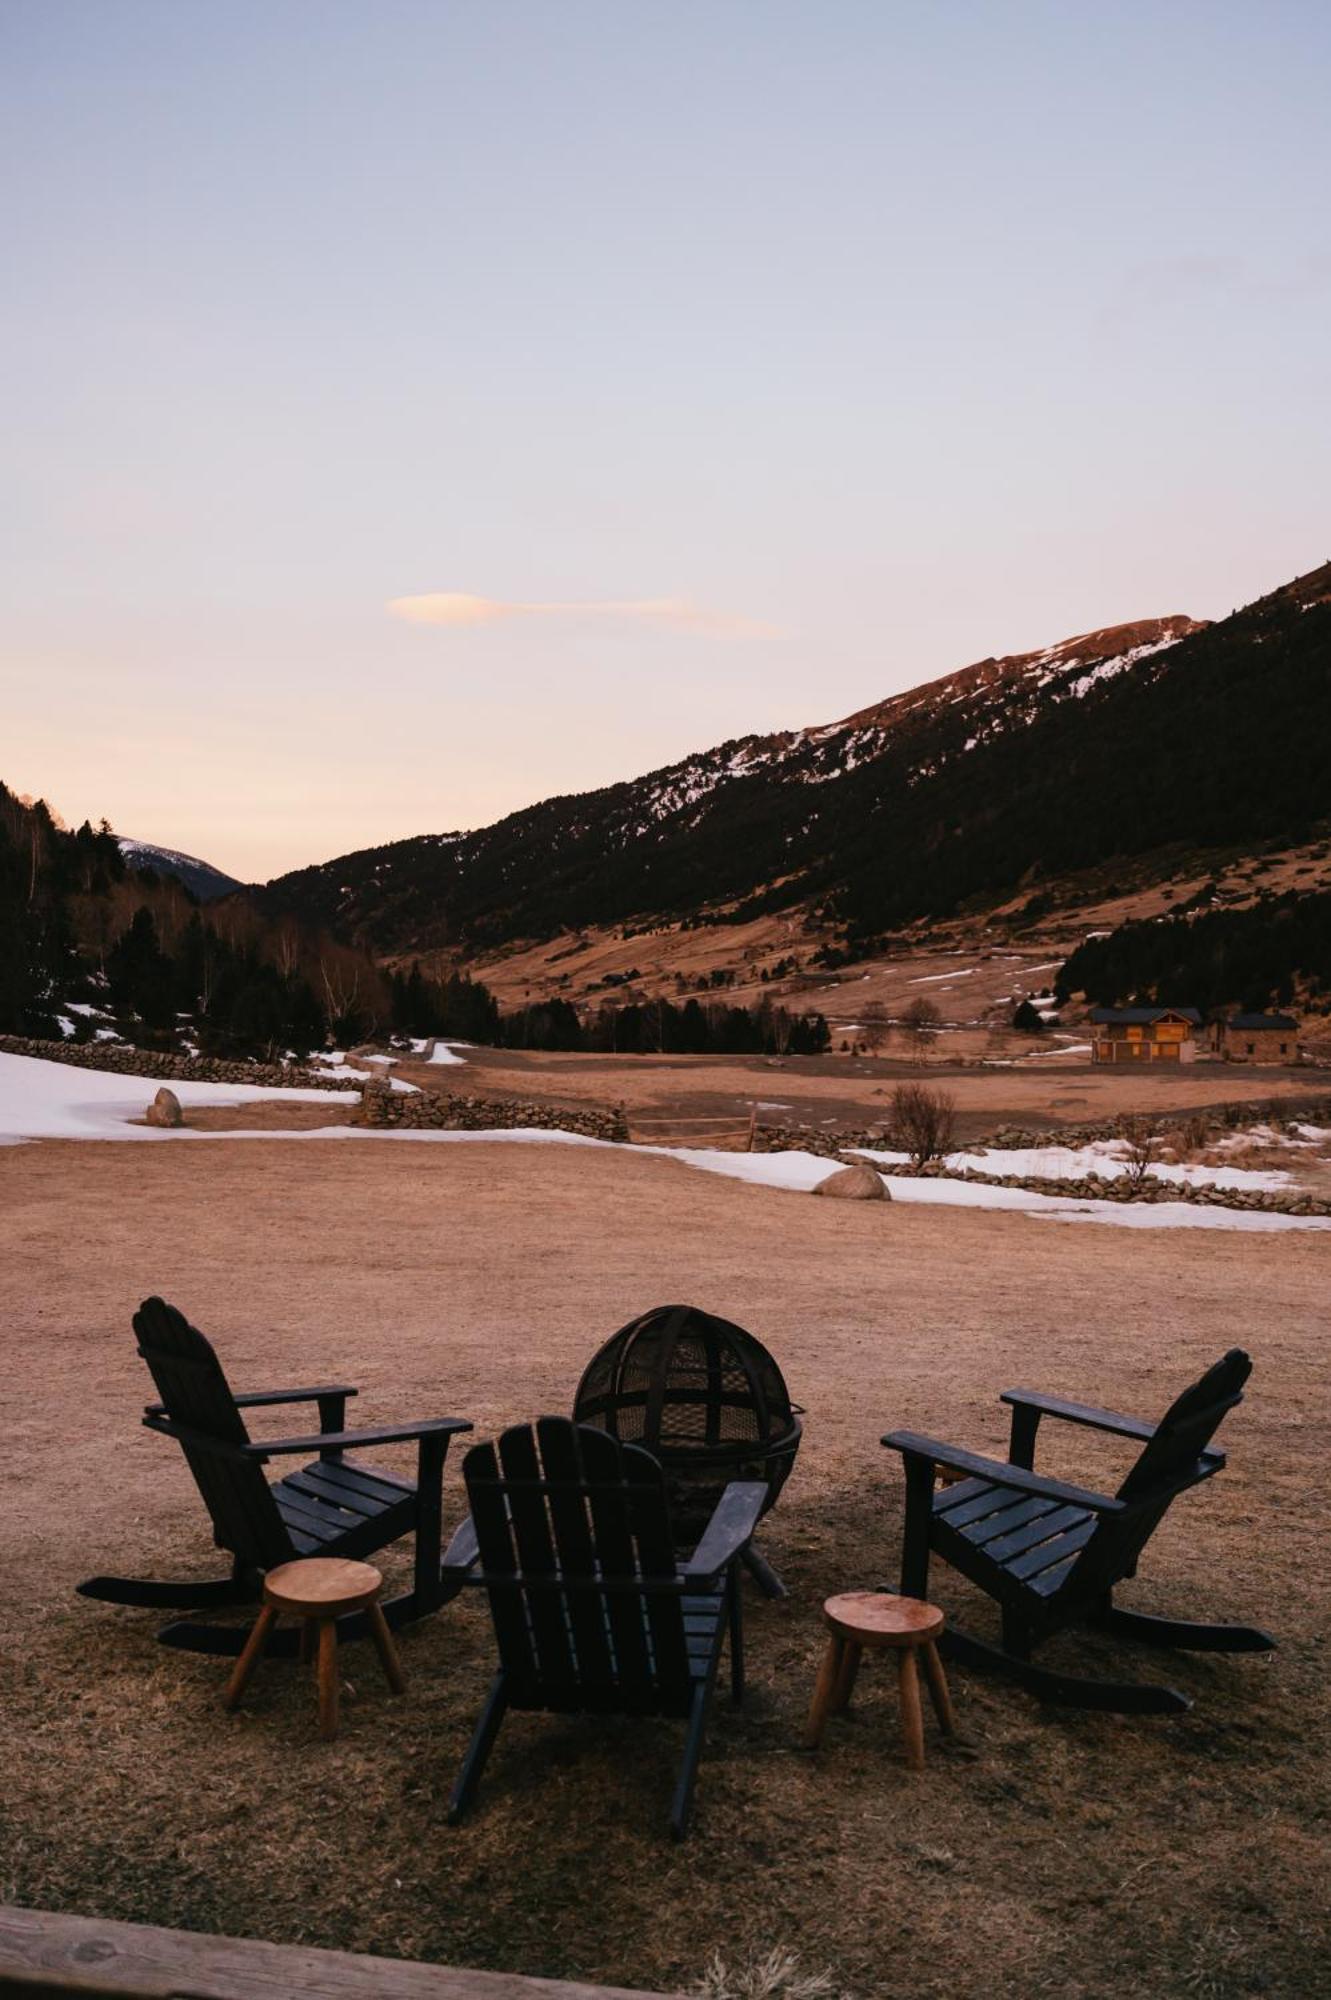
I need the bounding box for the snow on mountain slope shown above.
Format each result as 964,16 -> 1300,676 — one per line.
254,607 -> 1217,954
120,840 -> 244,901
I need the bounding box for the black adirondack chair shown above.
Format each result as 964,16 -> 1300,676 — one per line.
78,1297 -> 473,1655
447,1417 -> 765,1838
883,1349 -> 1275,1713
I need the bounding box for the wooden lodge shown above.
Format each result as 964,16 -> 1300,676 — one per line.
1212,1012 -> 1300,1064
1088,1006 -> 1200,1065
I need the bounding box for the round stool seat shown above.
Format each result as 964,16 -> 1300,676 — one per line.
805,1590 -> 954,1769
264,1558 -> 383,1619
225,1557 -> 404,1740
823,1590 -> 944,1649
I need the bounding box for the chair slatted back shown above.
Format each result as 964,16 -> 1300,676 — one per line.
132,1297 -> 291,1569
464,1418 -> 694,1717
1065,1349 -> 1252,1605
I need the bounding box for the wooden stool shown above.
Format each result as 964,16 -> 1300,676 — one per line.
224,1558 -> 405,1740
804,1591 -> 955,1770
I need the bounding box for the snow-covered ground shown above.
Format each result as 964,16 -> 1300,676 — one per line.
864,1137 -> 1302,1194
306,1051 -> 417,1092
427,1041 -> 467,1065
665,1147 -> 1327,1233
1,1050 -> 1326,1234
0,1051 -> 359,1144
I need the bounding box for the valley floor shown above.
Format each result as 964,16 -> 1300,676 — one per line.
401,1042 -> 1328,1149
2,1136 -> 1328,1999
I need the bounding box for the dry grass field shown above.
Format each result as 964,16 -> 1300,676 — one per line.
408,1044 -> 1327,1150
3,1135 -> 1329,1999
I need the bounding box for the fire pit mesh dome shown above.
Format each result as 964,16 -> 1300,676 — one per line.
573,1303 -> 802,1537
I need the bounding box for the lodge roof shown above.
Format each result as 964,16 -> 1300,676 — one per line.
1088,1006 -> 1202,1026
1225,1012 -> 1299,1032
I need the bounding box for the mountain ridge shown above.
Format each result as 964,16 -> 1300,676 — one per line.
118,839 -> 244,903
254,608 -> 1217,947
253,562 -> 1329,970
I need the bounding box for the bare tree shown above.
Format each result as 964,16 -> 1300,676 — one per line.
890,1084 -> 956,1167
274,920 -> 303,982
319,952 -> 361,1037
1118,1115 -> 1157,1190
899,996 -> 940,1064
860,1000 -> 889,1055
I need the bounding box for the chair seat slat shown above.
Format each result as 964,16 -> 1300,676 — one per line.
1004,1517 -> 1099,1581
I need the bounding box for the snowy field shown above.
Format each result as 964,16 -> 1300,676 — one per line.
1,1050 -> 1326,1234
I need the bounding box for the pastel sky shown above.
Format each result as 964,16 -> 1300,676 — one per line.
3,2 -> 1328,882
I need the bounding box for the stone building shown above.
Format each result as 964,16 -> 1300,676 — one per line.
1213,1012 -> 1299,1064
1088,1006 -> 1200,1065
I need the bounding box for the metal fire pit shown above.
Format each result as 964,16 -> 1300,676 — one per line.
573,1302 -> 803,1595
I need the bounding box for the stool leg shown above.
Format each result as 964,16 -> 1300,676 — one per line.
368,1601 -> 406,1696
922,1639 -> 955,1736
832,1641 -> 862,1713
224,1603 -> 277,1711
803,1636 -> 845,1749
316,1620 -> 340,1741
897,1646 -> 926,1771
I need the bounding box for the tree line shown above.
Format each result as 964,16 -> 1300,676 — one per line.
1055,887 -> 1331,1015
492,992 -> 831,1056
2,784 -> 833,1061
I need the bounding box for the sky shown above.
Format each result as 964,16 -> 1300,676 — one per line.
2,2 -> 1329,882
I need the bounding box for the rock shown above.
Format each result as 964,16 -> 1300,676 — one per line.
144,1086 -> 183,1128
813,1163 -> 890,1201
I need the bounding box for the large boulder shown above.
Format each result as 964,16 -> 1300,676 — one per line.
813,1162 -> 889,1201
144,1086 -> 183,1128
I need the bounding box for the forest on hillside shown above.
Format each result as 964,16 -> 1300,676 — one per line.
0,783 -> 398,1054
1,785 -> 830,1061
1055,888 -> 1331,1014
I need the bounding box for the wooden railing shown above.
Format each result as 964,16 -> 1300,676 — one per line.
0,1906 -> 680,2000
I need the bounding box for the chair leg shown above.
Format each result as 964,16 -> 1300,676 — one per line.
921,1640 -> 955,1735
741,1543 -> 787,1599
670,1684 -> 710,1841
832,1642 -> 862,1713
316,1620 -> 340,1740
727,1566 -> 745,1706
803,1636 -> 845,1749
448,1673 -> 510,1824
897,1647 -> 926,1771
368,1602 -> 406,1695
224,1603 -> 277,1711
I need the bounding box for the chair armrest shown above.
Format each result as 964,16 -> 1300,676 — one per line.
142,1413 -> 253,1461
144,1386 -> 359,1416
249,1417 -> 472,1458
1000,1388 -> 1156,1442
682,1480 -> 768,1583
882,1430 -> 1125,1515
235,1384 -> 359,1410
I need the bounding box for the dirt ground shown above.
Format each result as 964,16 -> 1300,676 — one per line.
408,1045 -> 1327,1149
2,1136 -> 1328,2000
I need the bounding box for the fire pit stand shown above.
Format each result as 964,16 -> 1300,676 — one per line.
573,1302 -> 803,1597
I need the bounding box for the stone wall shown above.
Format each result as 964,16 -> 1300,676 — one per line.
355,1077 -> 629,1144
0,1034 -> 355,1094
755,1107 -> 1331,1217
983,1094 -> 1331,1151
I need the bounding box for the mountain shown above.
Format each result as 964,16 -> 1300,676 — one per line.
119,839 -> 244,903
255,562 -> 1331,965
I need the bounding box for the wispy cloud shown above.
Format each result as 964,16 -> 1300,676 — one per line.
386,592 -> 779,639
